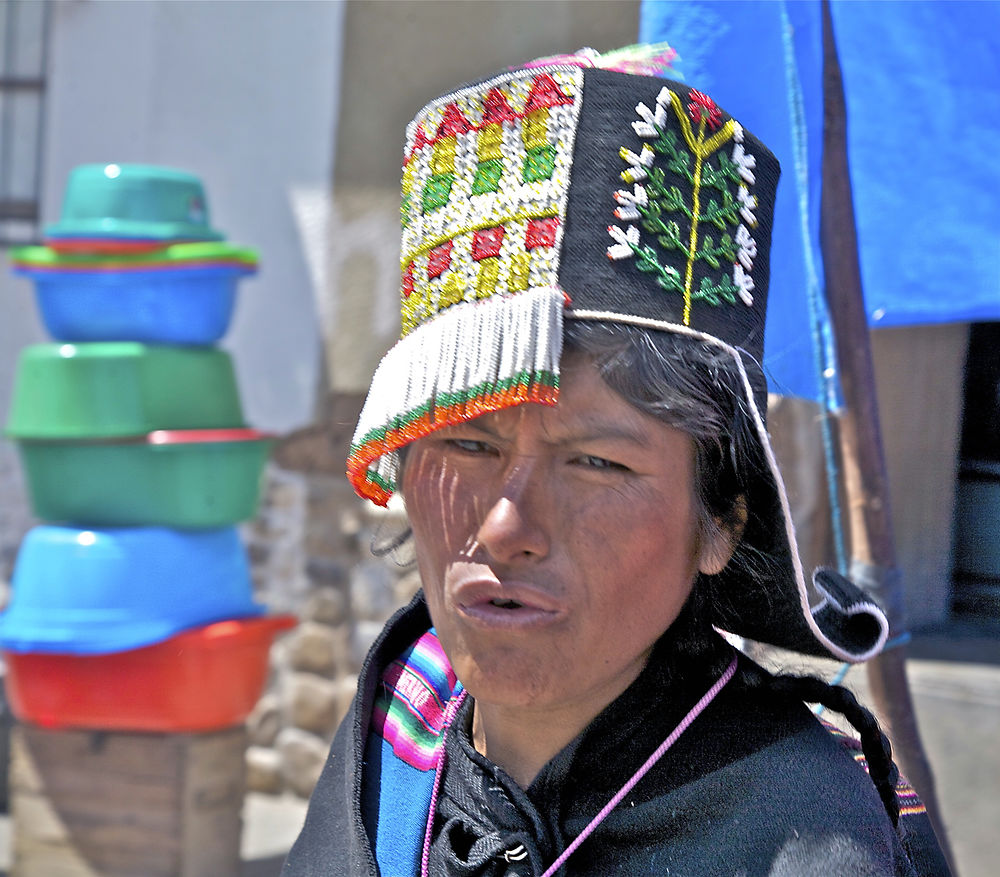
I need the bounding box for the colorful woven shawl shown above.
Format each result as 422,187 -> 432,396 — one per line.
364,629 -> 462,875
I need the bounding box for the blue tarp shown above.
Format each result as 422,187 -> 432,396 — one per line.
640,0 -> 1000,402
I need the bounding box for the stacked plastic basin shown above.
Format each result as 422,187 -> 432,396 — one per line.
0,163 -> 295,732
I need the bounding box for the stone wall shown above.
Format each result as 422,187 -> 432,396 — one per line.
241,406 -> 421,798
0,443 -> 32,591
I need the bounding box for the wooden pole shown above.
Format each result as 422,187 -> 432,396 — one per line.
819,0 -> 954,867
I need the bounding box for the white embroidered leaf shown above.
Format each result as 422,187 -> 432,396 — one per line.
621,167 -> 649,184
732,142 -> 756,185
620,144 -> 655,170
737,186 -> 758,225
608,224 -> 640,245
736,224 -> 757,251
632,120 -> 657,139
635,101 -> 656,127
614,185 -> 648,209
733,264 -> 755,305
654,87 -> 672,126
607,224 -> 641,258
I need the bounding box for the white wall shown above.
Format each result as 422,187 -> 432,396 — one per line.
1,0 -> 345,436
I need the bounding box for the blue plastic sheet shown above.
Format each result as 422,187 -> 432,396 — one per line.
640,0 -> 1000,402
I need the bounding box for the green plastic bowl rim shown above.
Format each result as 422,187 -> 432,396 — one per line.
10,241 -> 259,270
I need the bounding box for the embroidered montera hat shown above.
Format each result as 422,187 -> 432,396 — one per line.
347,47 -> 889,664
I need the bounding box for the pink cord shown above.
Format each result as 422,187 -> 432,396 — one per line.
539,656 -> 738,877
420,656 -> 738,877
421,689 -> 468,877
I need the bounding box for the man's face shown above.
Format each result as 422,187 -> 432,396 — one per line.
401,357 -> 732,720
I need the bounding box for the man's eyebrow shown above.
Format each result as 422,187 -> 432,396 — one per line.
556,422 -> 651,446
437,412 -> 655,446
436,419 -> 505,437
542,411 -> 655,447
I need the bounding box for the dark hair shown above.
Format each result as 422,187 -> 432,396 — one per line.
563,318 -> 901,827
562,319 -> 772,584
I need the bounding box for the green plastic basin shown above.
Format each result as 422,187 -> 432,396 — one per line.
6,343 -> 244,439
17,429 -> 274,527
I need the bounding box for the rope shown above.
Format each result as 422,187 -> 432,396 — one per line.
420,689 -> 469,877
539,656 -> 738,877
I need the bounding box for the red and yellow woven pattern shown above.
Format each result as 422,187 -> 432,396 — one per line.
348,66 -> 584,504
397,68 -> 581,335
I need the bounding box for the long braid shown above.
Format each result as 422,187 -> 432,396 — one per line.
763,673 -> 901,827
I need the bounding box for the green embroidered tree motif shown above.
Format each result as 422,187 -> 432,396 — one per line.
697,233 -> 736,270
702,152 -> 745,190
650,129 -> 693,182
695,268 -> 741,306
631,239 -> 684,294
612,88 -> 746,325
657,219 -> 685,255
621,234 -> 741,306
700,190 -> 740,231
644,132 -> 742,231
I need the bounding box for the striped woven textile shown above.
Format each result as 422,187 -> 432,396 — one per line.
822,719 -> 927,817
371,629 -> 460,771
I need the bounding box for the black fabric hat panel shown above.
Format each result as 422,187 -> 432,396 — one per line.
560,69 -> 779,370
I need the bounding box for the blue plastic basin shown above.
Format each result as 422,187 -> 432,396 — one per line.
22,264 -> 250,345
0,525 -> 266,655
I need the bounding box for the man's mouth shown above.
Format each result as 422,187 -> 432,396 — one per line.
453,586 -> 564,631
451,579 -> 566,630
489,598 -> 524,610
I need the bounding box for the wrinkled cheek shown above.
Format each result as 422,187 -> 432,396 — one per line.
565,502 -> 632,562
406,465 -> 477,555
406,480 -> 489,635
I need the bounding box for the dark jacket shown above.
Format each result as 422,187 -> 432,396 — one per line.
283,593 -> 949,876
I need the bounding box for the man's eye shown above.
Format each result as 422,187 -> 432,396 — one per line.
575,454 -> 630,472
448,438 -> 495,454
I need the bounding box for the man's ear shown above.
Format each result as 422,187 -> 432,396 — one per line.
698,494 -> 747,576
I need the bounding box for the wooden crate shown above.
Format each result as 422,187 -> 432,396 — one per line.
10,724 -> 246,877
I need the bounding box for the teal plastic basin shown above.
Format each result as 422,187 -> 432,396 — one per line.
18,429 -> 273,527
44,163 -> 225,244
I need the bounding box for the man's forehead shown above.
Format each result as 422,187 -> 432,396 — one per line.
438,379 -> 667,446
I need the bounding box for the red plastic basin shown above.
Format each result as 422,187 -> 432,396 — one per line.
4,614 -> 297,732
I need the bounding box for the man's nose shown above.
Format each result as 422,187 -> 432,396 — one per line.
474,461 -> 551,563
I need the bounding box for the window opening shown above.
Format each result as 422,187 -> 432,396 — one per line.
0,0 -> 51,246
